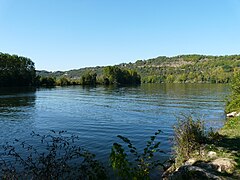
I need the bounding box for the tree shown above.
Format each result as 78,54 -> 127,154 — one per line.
39,77 -> 56,87
103,66 -> 141,85
226,71 -> 240,112
0,53 -> 36,87
81,71 -> 97,85
57,77 -> 71,86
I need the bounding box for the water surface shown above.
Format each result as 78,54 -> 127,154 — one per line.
0,84 -> 229,162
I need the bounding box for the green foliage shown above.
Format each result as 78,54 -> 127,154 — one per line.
136,55 -> 235,83
0,130 -> 167,179
173,115 -> 207,166
56,77 -> 71,86
226,71 -> 240,113
0,131 -> 107,179
81,71 -> 97,85
103,66 -> 141,85
37,54 -> 240,84
38,76 -> 56,87
110,130 -> 164,179
219,116 -> 240,138
0,52 -> 36,87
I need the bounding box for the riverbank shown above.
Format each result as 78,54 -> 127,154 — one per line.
217,117 -> 240,176
164,116 -> 240,179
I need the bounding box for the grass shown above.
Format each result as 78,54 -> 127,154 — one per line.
173,115 -> 208,167
219,117 -> 240,137
171,115 -> 240,178
217,117 -> 240,175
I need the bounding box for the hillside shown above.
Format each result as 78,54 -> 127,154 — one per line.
37,54 -> 240,83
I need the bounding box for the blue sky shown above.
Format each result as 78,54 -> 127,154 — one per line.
0,0 -> 240,71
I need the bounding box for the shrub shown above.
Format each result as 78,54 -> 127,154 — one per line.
173,115 -> 207,166
226,71 -> 240,113
0,131 -> 107,179
110,130 -> 165,179
0,130 -> 167,179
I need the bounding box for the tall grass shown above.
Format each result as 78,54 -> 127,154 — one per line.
173,114 -> 207,167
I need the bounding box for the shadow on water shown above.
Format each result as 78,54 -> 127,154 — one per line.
0,87 -> 36,119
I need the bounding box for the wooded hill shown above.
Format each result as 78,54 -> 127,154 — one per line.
37,54 -> 240,84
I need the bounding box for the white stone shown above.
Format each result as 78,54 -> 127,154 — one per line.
227,112 -> 237,117
184,158 -> 197,165
207,151 -> 217,159
236,112 -> 240,117
211,158 -> 236,173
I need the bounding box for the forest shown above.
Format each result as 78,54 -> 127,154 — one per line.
38,54 -> 240,85
1,52 -> 240,87
37,66 -> 141,86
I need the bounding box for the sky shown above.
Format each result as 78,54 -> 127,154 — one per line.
0,0 -> 240,71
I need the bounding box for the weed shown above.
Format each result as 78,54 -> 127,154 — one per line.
110,130 -> 165,179
173,114 -> 207,166
0,131 -> 107,179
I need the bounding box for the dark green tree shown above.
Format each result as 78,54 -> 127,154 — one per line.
39,77 -> 56,87
57,77 -> 71,86
0,53 -> 36,87
103,66 -> 141,85
81,71 -> 97,85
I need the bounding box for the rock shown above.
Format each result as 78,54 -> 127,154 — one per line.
163,157 -> 237,179
194,161 -> 214,171
210,158 -> 237,174
226,112 -> 237,117
236,112 -> 240,117
162,165 -> 176,179
167,165 -> 221,180
207,151 -> 217,159
184,158 -> 197,165
231,150 -> 238,155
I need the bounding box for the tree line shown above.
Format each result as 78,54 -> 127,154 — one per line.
37,66 -> 141,86
131,54 -> 240,84
2,52 -> 240,87
38,54 -> 240,84
0,52 -> 141,87
0,53 -> 36,87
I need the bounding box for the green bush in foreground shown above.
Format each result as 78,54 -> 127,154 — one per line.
0,130 -> 166,179
110,130 -> 165,179
1,116 -> 222,179
173,115 -> 208,167
0,131 -> 107,179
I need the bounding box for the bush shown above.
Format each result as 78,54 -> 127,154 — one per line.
38,77 -> 56,87
0,131 -> 107,179
173,115 -> 207,166
0,130 -> 166,179
226,71 -> 240,113
110,130 -> 165,179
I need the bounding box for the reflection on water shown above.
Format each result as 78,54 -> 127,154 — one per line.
0,84 -> 229,165
0,87 -> 36,119
0,87 -> 36,144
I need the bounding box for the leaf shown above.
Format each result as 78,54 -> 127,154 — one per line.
117,135 -> 131,144
153,142 -> 161,148
51,130 -> 56,133
130,149 -> 135,153
150,136 -> 155,141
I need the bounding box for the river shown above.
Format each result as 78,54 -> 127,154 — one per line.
0,84 -> 229,165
